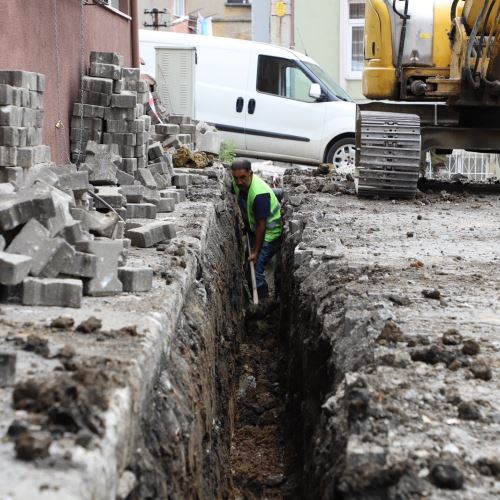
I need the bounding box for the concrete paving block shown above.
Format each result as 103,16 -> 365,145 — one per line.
120,185 -> 144,203
20,186 -> 57,220
0,105 -> 23,126
0,235 -> 5,251
116,169 -> 136,185
72,102 -> 105,119
61,251 -> 97,278
156,198 -> 175,213
22,277 -> 83,308
152,173 -> 170,190
111,91 -> 137,109
121,158 -> 137,174
76,239 -> 123,296
70,127 -> 102,143
57,171 -> 90,195
81,90 -> 111,107
70,116 -> 103,131
125,221 -> 177,247
177,134 -> 192,145
180,123 -> 196,135
29,90 -> 44,110
104,107 -> 136,121
196,130 -> 221,154
84,160 -> 118,186
62,220 -> 84,245
155,123 -> 179,135
33,109 -> 44,128
172,174 -> 189,188
26,126 -> 42,146
159,189 -> 180,203
21,107 -> 34,127
0,351 -> 16,387
0,251 -> 32,285
148,161 -> 167,176
169,114 -> 192,125
106,119 -> 145,134
103,132 -> 137,146
175,188 -> 187,202
0,197 -> 35,231
0,70 -> 38,89
113,78 -> 124,94
122,68 -> 140,82
39,239 -> 75,278
137,157 -> 146,170
163,136 -> 181,149
89,62 -> 122,81
82,75 -> 113,94
134,144 -> 146,158
0,167 -> 24,184
143,187 -> 160,204
126,203 -> 156,219
94,186 -> 124,209
137,91 -> 148,105
90,51 -> 124,67
148,142 -> 163,160
119,145 -> 135,158
0,145 -> 17,166
0,84 -> 19,106
17,145 -> 51,167
118,266 -> 153,292
0,126 -> 27,146
136,168 -> 157,189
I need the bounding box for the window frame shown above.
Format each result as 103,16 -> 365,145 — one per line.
173,0 -> 186,17
342,0 -> 365,81
256,55 -> 317,104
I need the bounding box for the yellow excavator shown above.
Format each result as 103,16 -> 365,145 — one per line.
356,0 -> 500,197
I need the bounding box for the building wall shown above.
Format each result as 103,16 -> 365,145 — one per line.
189,0 -> 252,39
0,1 -> 134,164
139,0 -> 190,33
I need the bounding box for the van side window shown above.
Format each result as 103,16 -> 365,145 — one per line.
257,55 -> 316,103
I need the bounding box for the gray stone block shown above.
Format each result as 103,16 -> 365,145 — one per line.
70,116 -> 103,131
61,251 -> 97,278
143,187 -> 160,204
89,62 -> 122,81
122,68 -> 140,82
104,107 -> 136,121
81,160 -> 118,186
120,185 -> 144,203
0,126 -> 27,146
21,107 -> 35,127
111,91 -> 137,109
123,79 -> 148,92
81,90 -> 111,107
148,142 -> 164,160
121,157 -> 137,173
169,114 -> 192,125
82,76 -> 114,94
57,171 -> 90,195
94,186 -> 124,209
72,102 -> 105,119
76,239 -> 123,296
155,123 -> 179,135
0,84 -> 20,106
116,169 -> 136,185
136,168 -> 157,189
134,144 -> 146,158
119,145 -> 136,158
0,235 -> 5,251
0,351 -> 16,387
29,90 -> 44,110
159,189 -> 179,202
0,251 -> 32,285
0,197 -> 35,231
26,126 -> 42,146
180,123 -> 196,135
33,109 -> 44,128
113,78 -> 124,93
0,167 -> 25,184
17,145 -> 51,167
62,221 -> 84,245
152,173 -> 170,190
39,239 -> 76,278
125,221 -> 176,248
70,127 -> 102,143
0,145 -> 17,166
0,105 -> 23,126
106,119 -> 145,134
90,51 -> 124,67
156,198 -> 175,213
118,266 -> 153,292
137,157 -> 146,170
102,132 -> 137,146
126,203 -> 156,219
22,277 -> 83,308
177,134 -> 192,145
172,174 -> 189,188
0,70 -> 39,90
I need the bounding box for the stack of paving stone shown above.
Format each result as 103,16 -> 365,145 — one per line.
0,70 -> 51,184
70,52 -> 151,167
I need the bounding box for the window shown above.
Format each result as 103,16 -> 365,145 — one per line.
346,0 -> 365,78
173,0 -> 185,17
226,0 -> 251,5
257,55 -> 315,103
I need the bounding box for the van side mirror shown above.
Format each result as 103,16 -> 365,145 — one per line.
309,83 -> 322,100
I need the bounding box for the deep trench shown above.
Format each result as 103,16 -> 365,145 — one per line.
125,195 -> 338,500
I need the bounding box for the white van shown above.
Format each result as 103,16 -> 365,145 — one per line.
139,30 -> 356,168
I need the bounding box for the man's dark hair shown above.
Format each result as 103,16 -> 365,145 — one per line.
231,159 -> 252,172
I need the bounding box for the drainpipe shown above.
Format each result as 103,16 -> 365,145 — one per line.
130,0 -> 140,68
290,0 -> 295,48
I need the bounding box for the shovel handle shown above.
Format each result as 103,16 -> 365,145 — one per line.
246,234 -> 259,305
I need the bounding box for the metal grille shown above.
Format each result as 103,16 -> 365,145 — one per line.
447,150 -> 496,180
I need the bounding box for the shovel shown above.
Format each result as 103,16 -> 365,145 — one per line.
246,234 -> 259,305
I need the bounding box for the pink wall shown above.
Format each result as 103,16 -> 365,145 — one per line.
0,1 -> 134,164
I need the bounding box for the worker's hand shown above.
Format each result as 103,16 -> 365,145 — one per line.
248,250 -> 259,263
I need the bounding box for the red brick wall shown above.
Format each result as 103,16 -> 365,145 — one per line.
0,1 -> 134,164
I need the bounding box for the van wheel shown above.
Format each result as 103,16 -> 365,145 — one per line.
326,137 -> 356,174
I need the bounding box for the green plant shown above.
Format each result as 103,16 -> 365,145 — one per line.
219,140 -> 236,165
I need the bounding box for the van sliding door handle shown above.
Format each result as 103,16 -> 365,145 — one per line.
248,99 -> 256,114
236,97 -> 244,113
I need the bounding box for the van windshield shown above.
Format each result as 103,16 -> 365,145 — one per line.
303,62 -> 353,102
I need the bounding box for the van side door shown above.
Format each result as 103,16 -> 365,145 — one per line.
195,45 -> 251,152
244,54 -> 327,162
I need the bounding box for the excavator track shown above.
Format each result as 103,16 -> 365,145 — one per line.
355,110 -> 421,198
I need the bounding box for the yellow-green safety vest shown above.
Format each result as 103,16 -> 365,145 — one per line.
233,174 -> 282,243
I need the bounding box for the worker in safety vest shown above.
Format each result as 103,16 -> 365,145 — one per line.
231,159 -> 282,300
